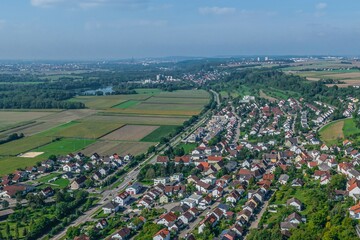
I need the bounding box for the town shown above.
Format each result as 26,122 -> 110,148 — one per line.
1,83 -> 360,239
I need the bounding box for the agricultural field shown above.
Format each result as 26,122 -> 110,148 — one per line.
141,125 -> 178,142
0,156 -> 43,176
0,89 -> 209,175
113,100 -> 140,109
82,141 -> 156,156
287,66 -> 360,87
40,121 -> 124,139
0,135 -> 54,156
319,118 -> 360,145
70,95 -> 127,109
84,114 -> 188,126
101,125 -> 159,141
0,111 -> 56,131
144,96 -> 209,104
33,138 -> 96,159
319,120 -> 345,145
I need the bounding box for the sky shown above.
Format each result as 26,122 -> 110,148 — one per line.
0,0 -> 359,59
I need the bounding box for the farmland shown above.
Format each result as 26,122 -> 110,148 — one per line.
141,125 -> 178,142
113,100 -> 140,109
70,95 -> 126,109
84,114 -> 188,126
40,121 -> 125,139
101,125 -> 159,141
319,118 -> 360,145
319,120 -> 345,145
0,111 -> 56,132
0,89 -> 210,175
82,141 -> 156,156
32,138 -> 96,159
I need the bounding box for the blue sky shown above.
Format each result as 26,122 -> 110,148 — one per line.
0,0 -> 359,59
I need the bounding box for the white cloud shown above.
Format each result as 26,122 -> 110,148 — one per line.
199,7 -> 236,15
316,2 -> 327,10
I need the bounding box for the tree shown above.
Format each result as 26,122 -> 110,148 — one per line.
66,226 -> 80,239
2,200 -> 9,208
174,147 -> 185,156
145,168 -> 156,180
5,223 -> 10,239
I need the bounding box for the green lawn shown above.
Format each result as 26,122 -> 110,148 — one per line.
113,100 -> 140,109
141,125 -> 178,142
177,143 -> 198,154
37,173 -> 61,183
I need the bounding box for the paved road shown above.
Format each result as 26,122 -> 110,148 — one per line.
231,103 -> 241,144
249,191 -> 275,230
179,202 -> 220,238
210,89 -> 220,107
51,91 -> 217,240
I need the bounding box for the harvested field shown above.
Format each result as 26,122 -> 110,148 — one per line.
101,125 -> 159,141
306,77 -> 321,81
144,97 -> 209,104
132,102 -> 204,111
82,141 -> 156,156
71,96 -> 127,109
323,72 -> 360,79
319,120 -> 344,145
83,114 -> 187,126
103,108 -> 200,116
0,111 -> 55,128
37,109 -> 97,123
19,152 -> 44,158
156,90 -> 210,99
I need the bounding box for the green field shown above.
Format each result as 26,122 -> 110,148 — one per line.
113,100 -> 140,109
0,89 -> 209,176
0,156 -> 42,175
0,135 -> 54,156
141,125 -> 178,142
40,120 -> 124,139
33,138 -> 96,159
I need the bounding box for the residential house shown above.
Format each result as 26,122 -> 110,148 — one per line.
153,228 -> 170,240
286,198 -> 302,211
113,191 -> 131,206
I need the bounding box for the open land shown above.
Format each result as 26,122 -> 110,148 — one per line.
101,125 -> 159,141
0,89 -> 209,175
82,141 -> 156,156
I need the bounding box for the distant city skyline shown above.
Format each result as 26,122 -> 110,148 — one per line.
0,0 -> 359,59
